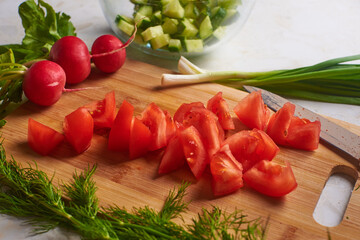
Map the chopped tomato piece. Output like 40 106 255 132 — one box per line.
28 118 64 156
83 91 116 129
266 102 295 145
286 116 321 150
266 102 321 150
210 144 243 196
207 92 235 130
243 160 297 197
179 125 208 179
138 102 167 151
233 91 270 131
108 99 134 151
63 107 94 154
223 129 279 172
173 102 205 123
129 117 152 159
158 135 185 174
182 107 223 159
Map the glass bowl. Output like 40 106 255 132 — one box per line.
99 0 256 59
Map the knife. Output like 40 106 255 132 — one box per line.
242 85 360 170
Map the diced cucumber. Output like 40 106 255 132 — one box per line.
178 18 198 38
199 15 213 39
134 12 152 29
184 2 199 19
184 39 203 52
151 10 162 25
213 26 226 39
117 19 135 36
162 18 179 34
134 34 146 44
162 0 184 19
168 39 182 52
115 15 134 24
137 5 153 17
161 0 172 6
120 0 242 53
210 7 227 29
150 34 170 49
141 25 164 41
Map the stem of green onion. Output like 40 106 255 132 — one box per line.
161 56 360 105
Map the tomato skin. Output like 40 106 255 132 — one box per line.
223 129 279 172
108 99 134 151
266 102 295 145
63 107 94 154
207 92 235 130
83 91 116 129
129 117 152 160
266 102 321 150
233 91 270 131
286 116 321 150
179 125 208 179
28 118 64 156
138 102 168 151
210 144 244 196
243 160 297 197
158 135 185 174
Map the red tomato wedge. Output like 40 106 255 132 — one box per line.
158 135 185 174
28 118 64 156
243 160 297 197
138 102 167 151
207 92 235 130
129 117 152 159
210 144 244 196
267 102 321 150
173 102 205 123
182 107 223 159
266 102 295 145
223 129 279 172
83 91 116 129
63 107 94 154
233 91 270 131
179 125 208 179
108 99 134 151
286 116 321 150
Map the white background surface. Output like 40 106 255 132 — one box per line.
0 0 360 239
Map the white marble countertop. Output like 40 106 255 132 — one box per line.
0 0 360 239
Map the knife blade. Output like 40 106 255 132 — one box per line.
242 85 360 170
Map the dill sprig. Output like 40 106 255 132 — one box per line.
0 139 266 239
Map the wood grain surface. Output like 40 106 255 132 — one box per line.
1 59 360 239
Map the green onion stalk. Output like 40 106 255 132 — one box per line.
161 55 360 105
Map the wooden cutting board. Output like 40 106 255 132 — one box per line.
1 59 360 239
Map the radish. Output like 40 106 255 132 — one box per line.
49 36 91 85
91 35 126 73
23 60 66 106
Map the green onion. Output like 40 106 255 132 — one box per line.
161 55 360 105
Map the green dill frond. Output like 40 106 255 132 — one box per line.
0 138 267 240
160 181 190 222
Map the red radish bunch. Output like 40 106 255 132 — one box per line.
23 31 135 107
